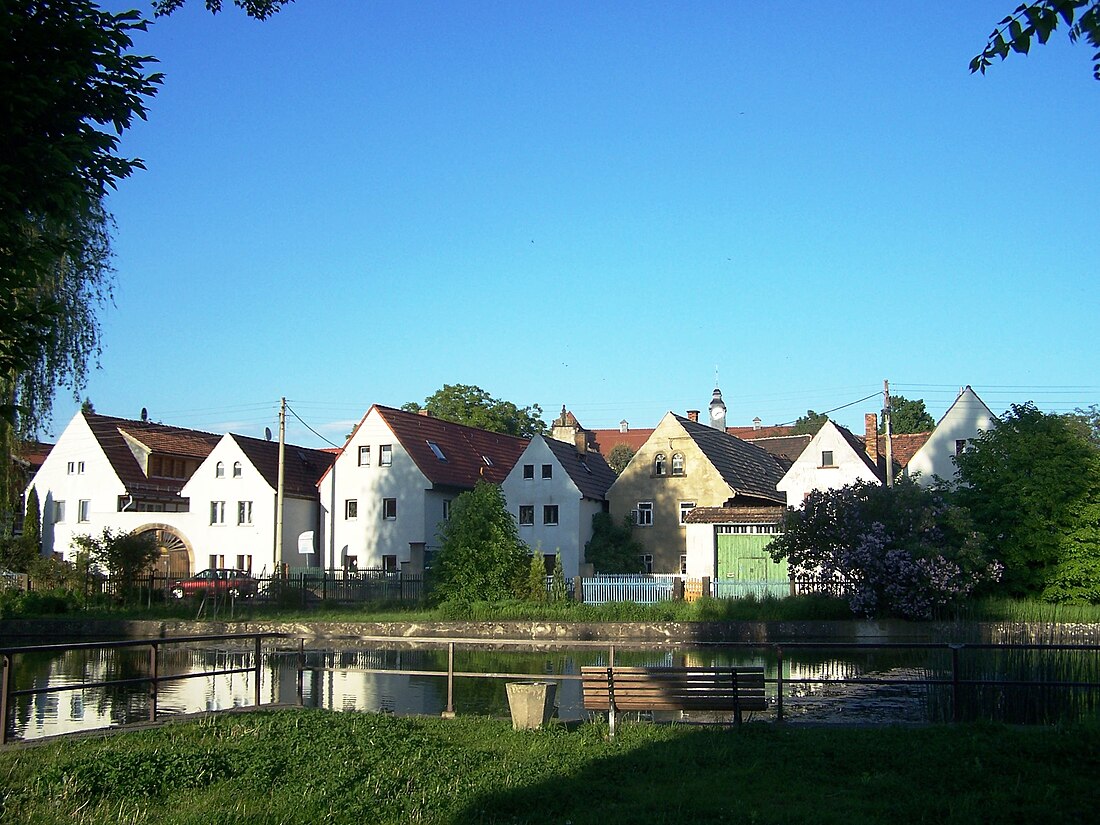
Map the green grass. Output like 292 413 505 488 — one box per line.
1 710 1098 823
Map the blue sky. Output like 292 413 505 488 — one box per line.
52 1 1099 447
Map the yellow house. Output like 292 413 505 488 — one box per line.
607 412 788 573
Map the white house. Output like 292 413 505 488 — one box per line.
775 420 885 506
317 405 528 573
905 386 996 485
180 433 336 575
27 411 333 576
501 434 616 578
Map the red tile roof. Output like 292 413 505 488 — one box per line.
684 505 788 524
231 434 336 499
375 406 529 489
589 428 654 455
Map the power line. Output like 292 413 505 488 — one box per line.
285 402 344 449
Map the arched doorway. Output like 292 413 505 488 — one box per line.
134 524 194 578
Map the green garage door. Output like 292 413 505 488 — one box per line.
716 533 789 598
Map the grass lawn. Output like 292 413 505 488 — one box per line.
1 710 1098 824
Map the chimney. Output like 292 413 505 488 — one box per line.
575 431 588 456
418 409 432 417
865 413 878 464
687 410 700 423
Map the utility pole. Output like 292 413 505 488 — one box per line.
275 397 286 570
883 380 894 488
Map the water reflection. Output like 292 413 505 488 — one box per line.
6 639 1098 741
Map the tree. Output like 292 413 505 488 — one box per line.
152 0 293 19
524 552 547 602
972 1 1100 80
72 527 158 599
606 444 636 476
403 384 546 437
953 403 1100 598
431 480 528 605
769 479 998 619
792 410 829 435
884 396 935 434
584 512 644 574
549 553 568 602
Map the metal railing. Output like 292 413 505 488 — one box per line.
0 632 288 745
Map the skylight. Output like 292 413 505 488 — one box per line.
482 455 494 467
427 441 447 461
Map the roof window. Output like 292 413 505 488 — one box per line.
427 441 447 461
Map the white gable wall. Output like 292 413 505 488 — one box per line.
502 435 593 578
776 421 880 505
318 410 432 570
907 387 996 485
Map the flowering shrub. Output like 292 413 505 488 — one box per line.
770 479 1001 620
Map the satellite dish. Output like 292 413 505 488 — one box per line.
140 407 148 422
265 427 273 441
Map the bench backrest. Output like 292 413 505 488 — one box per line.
581 666 766 712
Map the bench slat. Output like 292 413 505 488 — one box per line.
580 666 768 717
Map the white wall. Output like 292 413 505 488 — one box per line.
501 436 590 578
318 410 431 570
907 388 996 485
685 523 716 578
776 421 880 505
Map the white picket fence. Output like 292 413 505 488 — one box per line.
581 574 679 605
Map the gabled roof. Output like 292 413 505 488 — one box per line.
231 434 336 499
744 434 812 468
373 406 528 488
541 437 617 501
674 414 787 504
589 427 654 455
728 424 798 439
82 412 222 494
833 422 885 480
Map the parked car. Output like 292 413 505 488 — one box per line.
170 568 257 599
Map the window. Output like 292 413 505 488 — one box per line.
236 554 252 572
379 444 392 466
427 441 447 461
345 499 358 520
358 445 371 466
519 505 535 526
232 461 242 478
237 501 253 525
209 555 219 570
215 461 225 478
66 461 85 475
671 453 685 476
382 555 398 573
522 464 534 480
543 505 559 525
634 502 653 526
654 453 667 477
679 501 696 524
640 553 654 573
382 498 397 520
821 450 835 467
210 501 226 525
482 455 494 467
443 499 451 520
955 439 968 456
78 500 90 523
541 464 553 479
680 554 688 575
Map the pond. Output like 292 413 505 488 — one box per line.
6 632 1099 742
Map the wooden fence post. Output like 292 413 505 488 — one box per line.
573 576 584 603
1 653 10 746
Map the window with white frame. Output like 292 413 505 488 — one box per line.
54 501 66 523
680 554 687 574
382 554 398 573
210 501 226 525
679 501 696 524
78 499 90 522
236 554 252 572
671 453 685 476
232 461 242 478
541 464 553 479
237 501 253 525
215 461 225 478
653 453 667 477
635 501 653 526
821 450 835 467
382 498 397 520
955 439 967 456
543 504 558 525
443 499 451 520
379 444 392 466
66 461 85 475
640 553 654 573
359 445 371 466
345 499 358 519
522 464 534 479
519 505 534 526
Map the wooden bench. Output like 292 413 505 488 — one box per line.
581 666 767 736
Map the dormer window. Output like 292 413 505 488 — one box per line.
654 453 667 477
671 453 684 476
427 441 447 461
216 461 225 478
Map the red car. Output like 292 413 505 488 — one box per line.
170 568 257 599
